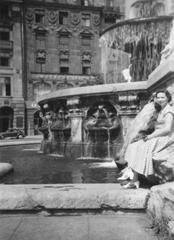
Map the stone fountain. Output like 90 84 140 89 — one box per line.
38 15 174 167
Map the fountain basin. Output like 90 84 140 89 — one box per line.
38 82 148 161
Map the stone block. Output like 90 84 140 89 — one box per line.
0 184 150 210
168 221 174 238
147 182 174 235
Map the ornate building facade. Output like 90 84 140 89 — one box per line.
24 0 123 135
0 0 24 133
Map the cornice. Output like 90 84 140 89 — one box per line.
24 1 103 13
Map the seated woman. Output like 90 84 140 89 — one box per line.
118 90 174 189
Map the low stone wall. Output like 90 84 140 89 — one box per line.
0 184 149 210
147 182 174 239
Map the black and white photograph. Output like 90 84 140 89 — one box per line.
0 0 174 239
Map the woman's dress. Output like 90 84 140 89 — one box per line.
124 104 174 176
118 101 158 162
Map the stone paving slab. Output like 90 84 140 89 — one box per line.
0 213 158 240
0 184 150 210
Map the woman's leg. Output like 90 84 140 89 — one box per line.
132 170 138 182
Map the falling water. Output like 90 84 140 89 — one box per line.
100 16 173 83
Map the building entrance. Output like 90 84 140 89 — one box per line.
0 107 14 132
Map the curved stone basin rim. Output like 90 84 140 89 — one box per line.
100 15 173 36
38 82 147 105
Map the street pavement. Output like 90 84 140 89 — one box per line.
0 212 158 240
0 135 42 147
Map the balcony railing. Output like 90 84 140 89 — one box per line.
0 40 13 50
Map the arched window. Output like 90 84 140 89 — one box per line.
0 77 11 96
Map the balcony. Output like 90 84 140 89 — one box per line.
0 40 13 51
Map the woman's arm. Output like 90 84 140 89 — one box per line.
146 113 173 140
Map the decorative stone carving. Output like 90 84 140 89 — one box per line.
82 51 91 61
56 26 72 36
71 12 80 25
47 10 58 24
59 50 69 60
67 98 79 107
33 78 51 87
92 14 100 26
26 8 34 23
80 28 93 37
36 50 46 63
118 94 139 112
56 82 74 90
32 25 48 34
31 73 98 89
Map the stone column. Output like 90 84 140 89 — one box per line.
69 108 84 143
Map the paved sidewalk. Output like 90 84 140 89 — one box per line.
0 212 158 240
0 135 42 147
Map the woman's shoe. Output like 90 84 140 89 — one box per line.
117 174 129 181
120 167 129 174
120 180 130 186
117 168 134 181
122 181 140 189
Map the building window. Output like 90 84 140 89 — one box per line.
16 116 23 128
82 14 90 27
81 0 89 6
0 31 10 41
104 17 116 24
106 0 114 7
35 60 46 72
60 67 69 74
59 35 69 47
81 35 91 47
0 77 11 96
35 13 44 24
36 33 46 49
0 4 9 18
82 66 91 75
0 57 9 66
59 11 68 25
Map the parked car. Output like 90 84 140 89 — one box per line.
0 128 25 139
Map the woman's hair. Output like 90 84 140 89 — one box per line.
155 90 172 102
